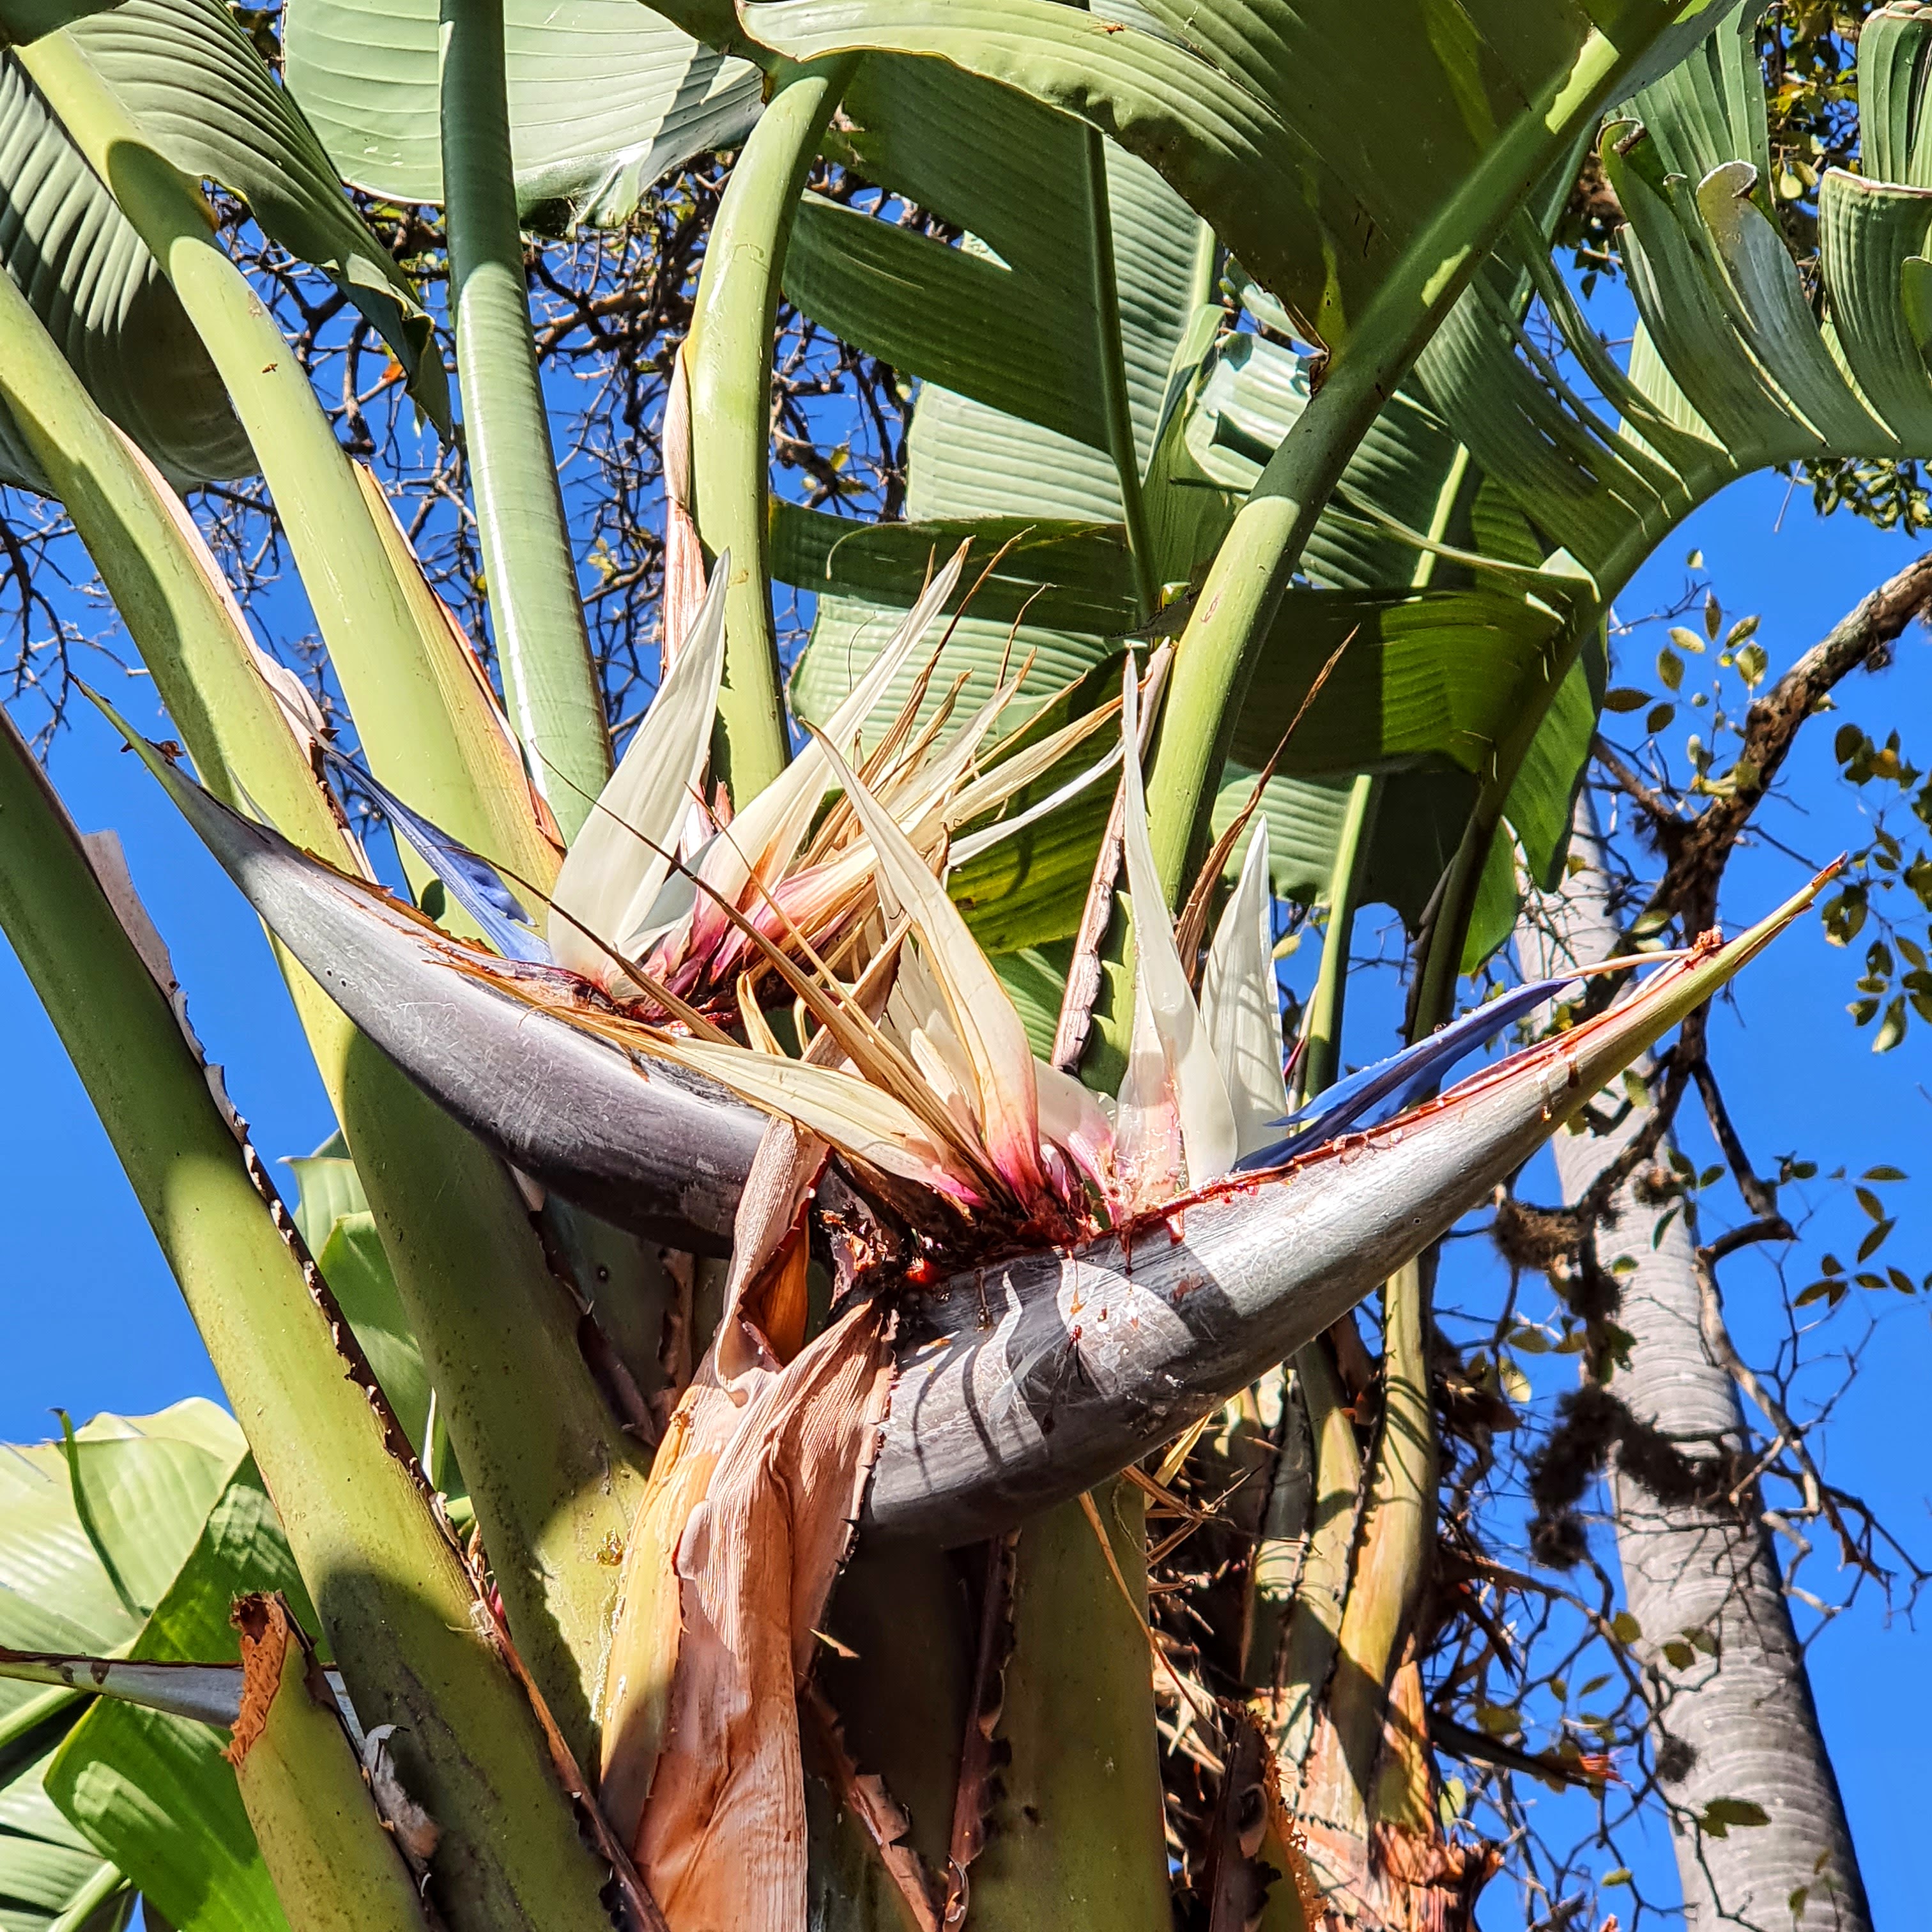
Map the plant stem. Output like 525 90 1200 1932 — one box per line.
1317 1257 1438 1822
439 0 610 839
20 34 540 873
0 253 641 1766
339 1043 650 1760
1253 1338 1361 1769
1085 126 1158 623
688 56 854 805
228 1599 436 1932
1298 773 1379 1102
1140 358 1392 902
963 1487 1172 1931
0 707 612 1932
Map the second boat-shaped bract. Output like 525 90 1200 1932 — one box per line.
864 877 1828 1542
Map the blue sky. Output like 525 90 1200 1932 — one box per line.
1 465 1924 1922
1292 466 1932 1923
1604 473 1932 1929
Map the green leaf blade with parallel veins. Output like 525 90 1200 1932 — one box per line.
34 0 450 430
284 0 760 228
0 1406 247 1932
47 1462 310 1932
0 54 249 489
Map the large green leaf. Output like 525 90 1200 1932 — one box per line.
1208 765 1354 905
0 0 107 36
283 0 760 229
746 0 1731 355
0 1405 240 1662
0 54 249 490
745 0 1735 944
0 1753 128 1932
790 53 1146 454
0 1406 243 1932
1425 2 1932 594
788 134 1197 742
770 500 1135 634
1225 581 1586 783
991 942 1074 1061
1381 0 1932 972
46 1464 314 1932
40 0 448 428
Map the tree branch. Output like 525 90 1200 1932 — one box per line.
1641 550 1932 931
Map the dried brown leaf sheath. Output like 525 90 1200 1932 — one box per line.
624 1301 893 1932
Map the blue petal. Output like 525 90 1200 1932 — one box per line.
1235 974 1583 1171
321 746 553 966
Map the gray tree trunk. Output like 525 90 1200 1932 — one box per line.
1515 799 1871 1932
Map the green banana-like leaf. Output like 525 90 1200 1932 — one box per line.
47 1462 317 1932
990 943 1074 1060
0 0 111 37
1404 1 1932 808
282 0 760 230
1281 0 1932 981
789 49 1170 457
0 1405 247 1932
788 137 1196 733
770 500 1136 634
744 0 1732 353
1859 2 1932 188
1207 766 1354 905
0 54 249 489
757 0 1729 930
1225 581 1587 781
0 1749 128 1932
35 0 448 429
1427 1 1932 579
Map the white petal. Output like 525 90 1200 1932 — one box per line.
1115 659 1238 1188
1200 817 1289 1159
549 563 729 978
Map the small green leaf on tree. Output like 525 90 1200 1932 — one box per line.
1856 1219 1895 1261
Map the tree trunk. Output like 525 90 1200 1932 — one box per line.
1516 799 1872 1932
